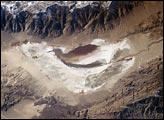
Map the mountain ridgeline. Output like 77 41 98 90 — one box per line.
1 1 140 38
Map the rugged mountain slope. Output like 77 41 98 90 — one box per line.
87 56 163 119
1 1 163 119
1 1 141 38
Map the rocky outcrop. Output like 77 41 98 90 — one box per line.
75 108 89 119
32 101 79 119
111 90 163 119
1 1 140 38
1 1 163 119
1 66 34 111
87 56 163 119
34 96 57 106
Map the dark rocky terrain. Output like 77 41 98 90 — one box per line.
87 56 163 119
1 1 142 38
29 56 164 119
1 1 163 119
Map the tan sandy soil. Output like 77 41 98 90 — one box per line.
1 1 163 119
